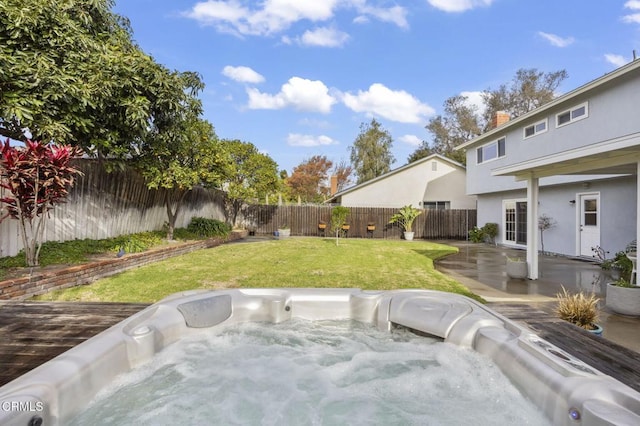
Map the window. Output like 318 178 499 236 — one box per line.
476 137 506 164
424 201 450 210
504 200 527 245
556 102 588 128
523 119 547 139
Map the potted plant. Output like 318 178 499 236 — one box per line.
318 220 327 230
506 257 528 279
388 205 422 241
276 225 290 238
556 286 603 335
605 241 639 316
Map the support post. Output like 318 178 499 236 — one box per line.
527 176 539 280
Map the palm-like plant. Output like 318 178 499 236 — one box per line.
388 205 422 233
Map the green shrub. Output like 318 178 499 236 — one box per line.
187 217 232 238
482 223 498 244
468 226 485 243
112 232 164 254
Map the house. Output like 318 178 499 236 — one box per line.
457 59 640 279
326 153 476 209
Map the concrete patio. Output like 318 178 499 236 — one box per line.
435 241 640 353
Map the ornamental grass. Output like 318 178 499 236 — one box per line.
555 286 600 330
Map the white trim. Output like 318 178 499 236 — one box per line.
476 137 506 164
502 198 527 245
523 119 548 140
555 101 589 128
491 132 640 178
576 191 601 257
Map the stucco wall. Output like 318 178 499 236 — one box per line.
477 176 636 257
466 70 640 195
340 158 476 208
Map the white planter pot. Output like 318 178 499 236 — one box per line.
606 283 640 316
403 231 415 241
276 228 290 238
506 259 528 279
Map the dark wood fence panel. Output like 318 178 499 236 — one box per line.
242 205 476 240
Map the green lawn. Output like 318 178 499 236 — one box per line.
35 237 481 303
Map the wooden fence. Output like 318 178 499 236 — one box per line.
241 205 476 240
1 159 476 258
0 160 227 258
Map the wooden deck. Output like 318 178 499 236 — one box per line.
1 301 639 394
0 301 149 387
490 302 640 393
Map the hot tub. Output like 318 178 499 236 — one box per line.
1 289 639 425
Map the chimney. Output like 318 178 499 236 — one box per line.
330 175 338 195
490 111 510 129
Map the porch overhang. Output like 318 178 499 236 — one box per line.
489 132 640 280
492 133 640 180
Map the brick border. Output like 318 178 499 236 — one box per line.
0 230 247 300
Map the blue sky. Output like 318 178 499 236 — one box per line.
113 0 640 174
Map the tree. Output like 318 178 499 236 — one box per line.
409 68 568 163
286 155 333 203
481 68 568 130
220 139 280 226
406 142 432 164
140 117 223 240
330 206 350 246
0 0 197 161
419 94 481 164
349 119 395 184
538 214 556 254
0 139 83 266
136 67 225 240
331 159 353 193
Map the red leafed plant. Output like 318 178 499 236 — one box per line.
0 139 83 266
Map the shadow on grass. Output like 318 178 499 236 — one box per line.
412 249 459 262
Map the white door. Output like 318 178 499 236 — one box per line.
579 193 600 256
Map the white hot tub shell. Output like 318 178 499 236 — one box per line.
1 288 639 425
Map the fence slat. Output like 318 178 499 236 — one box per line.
242 205 476 240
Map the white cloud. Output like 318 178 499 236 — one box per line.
622 13 640 24
183 0 408 38
537 31 575 48
341 83 435 123
184 0 338 35
352 15 369 24
287 133 338 147
604 54 628 67
399 134 423 147
625 0 640 9
246 77 337 113
460 90 485 116
299 27 350 47
623 1 640 23
356 5 408 28
222 65 265 83
427 0 494 13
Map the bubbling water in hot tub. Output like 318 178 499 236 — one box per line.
70 320 550 425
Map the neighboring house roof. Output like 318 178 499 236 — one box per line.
456 59 640 151
325 153 465 203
